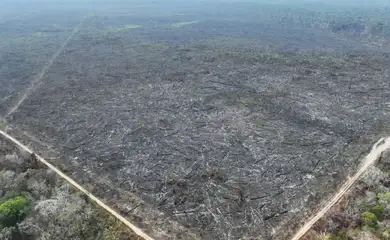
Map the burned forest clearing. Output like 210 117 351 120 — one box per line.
1 2 390 239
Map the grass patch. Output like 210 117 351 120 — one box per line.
138 40 169 50
31 32 43 37
254 121 265 127
84 24 142 38
171 21 199 28
113 24 142 31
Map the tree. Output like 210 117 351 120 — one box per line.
0 196 29 228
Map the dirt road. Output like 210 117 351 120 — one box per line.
290 137 390 240
0 129 155 240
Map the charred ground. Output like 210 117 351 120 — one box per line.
1 2 390 239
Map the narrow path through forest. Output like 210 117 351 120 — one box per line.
6 16 87 116
291 136 390 240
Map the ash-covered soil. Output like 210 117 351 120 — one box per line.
1 4 390 239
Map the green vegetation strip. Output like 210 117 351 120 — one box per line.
111 24 142 32
171 21 199 28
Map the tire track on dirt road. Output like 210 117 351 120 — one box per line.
291 136 390 240
0 129 155 240
6 16 87 116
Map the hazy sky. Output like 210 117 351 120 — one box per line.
1 0 389 5
1 0 389 12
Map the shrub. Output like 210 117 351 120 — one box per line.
383 230 390 240
0 196 29 228
371 204 385 221
378 192 390 208
360 211 378 229
316 232 332 240
333 228 348 240
378 192 390 201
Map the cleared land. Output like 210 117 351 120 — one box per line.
1 3 390 239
